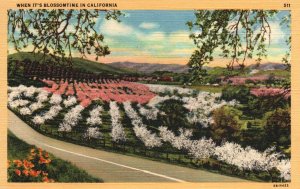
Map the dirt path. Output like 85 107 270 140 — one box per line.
8 110 247 183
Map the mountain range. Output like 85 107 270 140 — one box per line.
8 52 288 75
109 62 189 74
247 63 287 71
109 61 287 74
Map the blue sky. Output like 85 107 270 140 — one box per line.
94 10 290 65
96 10 197 64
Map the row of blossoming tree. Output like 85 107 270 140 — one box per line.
8 80 290 181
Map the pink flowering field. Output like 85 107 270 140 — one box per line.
42 79 156 107
250 87 290 99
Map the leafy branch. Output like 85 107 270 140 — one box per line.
8 9 123 66
187 10 286 81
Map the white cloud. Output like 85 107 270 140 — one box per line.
136 31 166 42
139 22 160 30
100 23 194 59
136 30 192 45
101 20 133 36
252 21 286 45
268 22 286 44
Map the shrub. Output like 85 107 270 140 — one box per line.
158 99 189 133
263 108 291 149
246 95 289 119
210 106 242 143
221 85 250 104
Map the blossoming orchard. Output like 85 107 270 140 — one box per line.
8 78 291 181
6 8 292 183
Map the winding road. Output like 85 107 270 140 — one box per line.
8 110 247 183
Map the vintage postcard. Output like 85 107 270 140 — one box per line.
0 0 299 189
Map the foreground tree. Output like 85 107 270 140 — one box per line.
263 108 291 149
187 10 290 81
8 9 122 65
158 99 189 133
211 106 242 143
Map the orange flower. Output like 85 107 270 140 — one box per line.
22 169 29 176
29 170 41 177
30 148 35 153
42 177 50 183
44 152 49 158
47 158 51 163
39 156 51 164
23 160 34 169
42 177 54 183
39 156 47 164
38 148 43 156
13 160 22 167
15 169 21 176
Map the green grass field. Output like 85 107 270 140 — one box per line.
8 130 102 183
253 70 290 77
8 52 133 75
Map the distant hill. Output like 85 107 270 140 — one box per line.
8 53 287 76
8 52 133 75
71 58 134 74
247 62 287 71
109 61 287 74
109 62 189 74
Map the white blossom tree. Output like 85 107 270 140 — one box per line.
63 96 77 107
49 94 62 105
86 106 103 126
58 105 84 132
83 127 103 140
123 101 161 148
109 101 126 142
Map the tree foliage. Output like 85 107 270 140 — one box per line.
281 13 291 71
263 108 291 148
158 99 189 133
8 9 122 65
187 10 290 80
210 106 242 143
221 85 250 104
